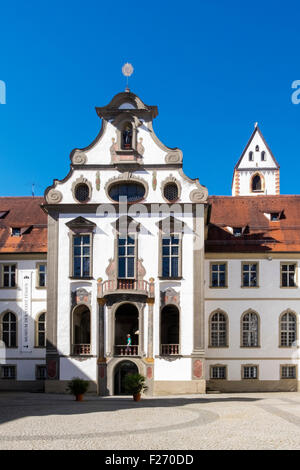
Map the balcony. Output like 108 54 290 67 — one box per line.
161 344 180 355
114 345 139 356
73 344 91 355
98 278 155 300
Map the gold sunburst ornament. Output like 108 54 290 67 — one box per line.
122 63 134 91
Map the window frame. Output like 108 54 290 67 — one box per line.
1 311 17 348
241 262 259 288
280 262 298 288
209 262 228 288
117 234 137 280
241 364 259 380
160 233 182 279
279 310 297 348
210 364 227 380
1 263 17 289
71 233 93 279
36 263 47 289
209 310 229 348
280 364 297 379
35 364 47 380
35 312 46 348
1 365 16 379
240 310 260 348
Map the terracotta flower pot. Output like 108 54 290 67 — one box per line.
133 393 141 402
75 394 84 401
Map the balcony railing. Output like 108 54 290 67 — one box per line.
161 344 180 355
114 345 139 356
98 278 155 299
73 344 91 355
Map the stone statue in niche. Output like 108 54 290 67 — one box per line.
122 124 133 149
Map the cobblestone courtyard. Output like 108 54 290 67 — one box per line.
0 392 300 450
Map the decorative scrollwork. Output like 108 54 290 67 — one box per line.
46 189 63 204
72 151 87 165
165 150 183 164
189 188 208 203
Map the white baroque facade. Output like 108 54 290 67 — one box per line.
0 90 299 394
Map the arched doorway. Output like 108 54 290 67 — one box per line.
114 360 138 395
160 305 180 355
115 303 139 356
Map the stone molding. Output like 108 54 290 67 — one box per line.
71 175 93 203
46 189 63 204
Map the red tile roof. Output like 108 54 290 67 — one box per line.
0 197 47 253
207 195 300 253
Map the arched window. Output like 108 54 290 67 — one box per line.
255 145 260 152
248 151 254 161
72 305 91 355
252 174 262 192
241 311 259 347
36 312 46 347
261 151 266 161
280 311 297 347
122 122 133 149
2 312 17 347
161 305 180 355
210 311 228 347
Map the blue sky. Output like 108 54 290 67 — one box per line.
0 0 300 197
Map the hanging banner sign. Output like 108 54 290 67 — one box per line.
22 273 32 352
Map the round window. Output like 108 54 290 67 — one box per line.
109 182 145 202
164 183 178 202
75 183 90 202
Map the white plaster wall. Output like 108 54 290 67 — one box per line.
238 169 277 196
60 357 97 381
154 358 192 381
205 257 300 380
0 259 47 369
238 131 277 170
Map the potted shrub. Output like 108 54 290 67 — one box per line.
66 377 89 401
124 373 148 401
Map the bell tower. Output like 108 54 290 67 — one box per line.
232 124 280 196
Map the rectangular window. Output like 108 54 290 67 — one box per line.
162 235 180 278
37 264 47 287
210 263 227 288
1 366 16 379
36 365 47 380
118 235 136 279
242 366 258 379
281 366 296 379
281 263 297 287
211 366 226 379
3 265 16 287
73 235 91 278
242 263 258 287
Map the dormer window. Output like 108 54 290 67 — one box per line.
233 227 243 237
270 212 280 221
11 228 21 237
249 151 254 161
122 122 133 149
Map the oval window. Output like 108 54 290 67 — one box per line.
164 183 178 202
75 183 90 202
109 182 145 202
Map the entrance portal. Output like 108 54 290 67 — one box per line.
114 360 138 395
